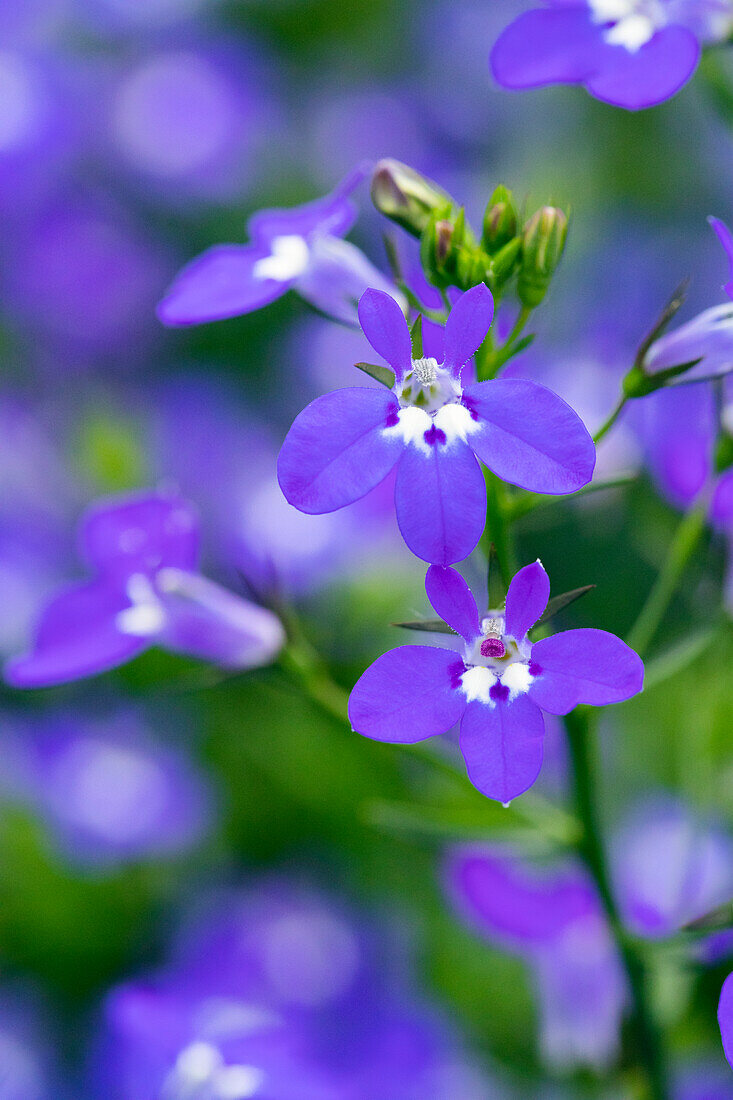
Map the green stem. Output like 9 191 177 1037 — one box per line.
626 496 708 657
565 709 670 1100
594 394 629 445
481 471 518 583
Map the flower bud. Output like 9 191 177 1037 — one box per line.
517 206 568 308
433 220 454 268
490 237 522 288
482 186 518 254
371 159 453 237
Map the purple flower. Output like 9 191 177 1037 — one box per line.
490 1 732 110
349 560 643 802
446 845 627 1068
710 217 733 301
157 169 401 327
278 286 595 565
720 973 733 1071
5 490 285 688
0 712 212 867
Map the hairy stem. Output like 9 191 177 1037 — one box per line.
481 471 519 584
565 708 670 1100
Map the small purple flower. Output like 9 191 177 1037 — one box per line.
156 168 401 327
278 286 595 565
5 490 285 688
710 216 733 301
490 1 731 110
349 560 643 802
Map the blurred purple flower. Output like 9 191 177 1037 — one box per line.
0 985 58 1100
675 1061 733 1100
278 286 595 565
349 561 643 803
157 169 400 326
720 974 733 1071
5 489 285 688
449 796 733 1070
710 217 733 301
0 711 212 867
490 1 732 110
93 880 493 1099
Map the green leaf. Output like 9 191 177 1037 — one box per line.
382 233 402 282
643 625 720 691
410 314 423 358
681 898 733 935
392 619 456 634
635 280 690 368
354 361 395 389
536 585 595 626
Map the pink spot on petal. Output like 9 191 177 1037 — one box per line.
481 637 505 659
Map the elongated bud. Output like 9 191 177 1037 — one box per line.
434 220 454 268
482 186 518 253
518 206 568 308
490 237 522 287
371 159 453 237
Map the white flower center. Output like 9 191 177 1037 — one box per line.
383 358 480 453
459 612 535 704
115 573 167 636
252 234 310 283
588 0 666 50
163 1041 264 1100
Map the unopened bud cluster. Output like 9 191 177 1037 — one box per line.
371 159 568 307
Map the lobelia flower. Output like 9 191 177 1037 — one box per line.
4 490 285 689
643 218 733 382
348 560 643 802
278 285 596 565
719 974 733 1072
156 168 401 327
448 797 733 1070
490 1 733 110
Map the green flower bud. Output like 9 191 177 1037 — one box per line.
433 220 454 268
482 186 518 254
371 159 454 237
517 206 568 308
490 237 522 287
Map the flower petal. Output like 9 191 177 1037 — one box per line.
586 26 699 110
249 166 365 242
394 440 485 565
446 844 599 946
464 378 595 494
443 284 495 378
5 580 147 688
504 561 550 640
719 972 733 1069
710 216 733 301
425 565 481 642
459 694 545 803
81 492 199 581
357 288 412 379
298 238 404 327
277 388 402 514
491 8 606 89
157 244 288 327
157 570 284 669
529 629 644 715
349 645 466 743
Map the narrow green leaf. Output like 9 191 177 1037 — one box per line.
536 584 595 625
643 625 719 691
382 233 402 282
354 361 395 389
635 280 690 368
410 314 423 358
681 899 733 935
392 619 456 634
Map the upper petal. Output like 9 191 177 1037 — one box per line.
277 388 402 514
81 491 199 581
5 579 147 688
157 569 285 669
710 216 733 301
425 565 481 642
394 439 486 565
357 288 413 378
249 166 365 242
156 244 288 326
443 284 495 378
585 25 700 110
459 693 545 803
349 645 467 743
490 7 606 89
464 378 596 495
504 561 550 641
297 237 403 327
529 629 644 715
